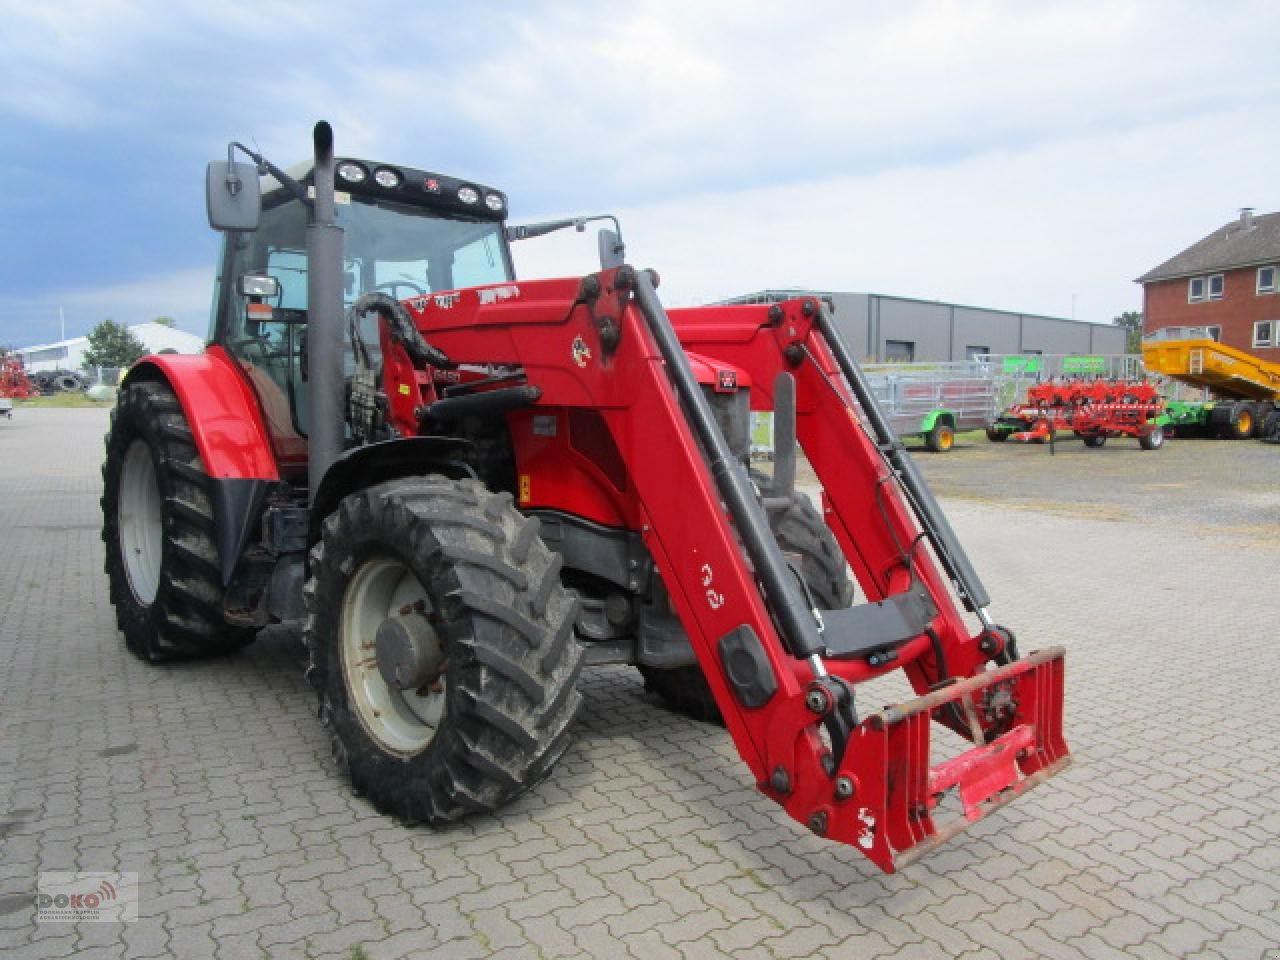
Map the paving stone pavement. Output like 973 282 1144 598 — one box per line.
0 408 1277 959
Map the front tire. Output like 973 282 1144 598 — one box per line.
1139 424 1165 450
1081 434 1106 448
641 487 854 722
101 380 252 661
304 476 582 823
925 422 955 453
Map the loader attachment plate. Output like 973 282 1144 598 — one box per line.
834 647 1069 872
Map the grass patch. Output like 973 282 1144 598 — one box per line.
16 392 114 408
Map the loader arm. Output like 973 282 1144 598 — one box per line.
408 268 1070 873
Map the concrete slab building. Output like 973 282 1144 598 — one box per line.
718 289 1127 362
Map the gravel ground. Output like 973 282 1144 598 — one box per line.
908 432 1280 536
1 407 1277 960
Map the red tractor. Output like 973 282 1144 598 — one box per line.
100 124 1069 873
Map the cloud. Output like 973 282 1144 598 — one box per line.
0 267 212 346
513 107 1280 322
11 1 1276 201
414 0 1280 204
1 0 1278 340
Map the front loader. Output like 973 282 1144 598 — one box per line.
101 122 1069 873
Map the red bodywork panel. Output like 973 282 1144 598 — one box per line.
382 275 1071 872
126 347 280 481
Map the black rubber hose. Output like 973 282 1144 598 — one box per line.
349 292 456 370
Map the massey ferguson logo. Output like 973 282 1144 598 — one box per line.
717 370 737 392
572 335 592 368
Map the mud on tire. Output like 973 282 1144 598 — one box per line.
101 379 254 661
304 476 583 823
641 487 854 723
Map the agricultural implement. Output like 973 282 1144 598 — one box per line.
0 351 35 402
99 122 1070 873
987 378 1167 449
1142 329 1280 440
862 362 997 452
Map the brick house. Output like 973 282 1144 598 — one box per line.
1136 209 1280 361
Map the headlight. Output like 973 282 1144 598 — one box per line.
336 161 367 184
457 186 479 204
373 167 401 189
484 192 505 212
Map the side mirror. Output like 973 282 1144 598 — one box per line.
598 228 625 269
206 161 261 231
238 273 280 298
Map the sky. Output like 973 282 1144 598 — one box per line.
1 0 1278 348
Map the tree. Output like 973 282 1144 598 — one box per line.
82 319 147 370
1113 310 1143 353
151 316 175 327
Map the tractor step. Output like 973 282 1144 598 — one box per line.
819 589 937 661
833 647 1069 872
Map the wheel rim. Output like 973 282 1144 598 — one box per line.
340 557 445 755
118 439 163 605
938 428 953 451
1238 411 1253 435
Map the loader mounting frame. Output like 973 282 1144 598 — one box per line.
398 268 1071 873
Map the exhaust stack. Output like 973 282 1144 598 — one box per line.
306 121 345 502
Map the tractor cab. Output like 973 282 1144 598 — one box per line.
209 158 513 464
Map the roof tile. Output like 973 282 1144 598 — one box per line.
1137 211 1280 282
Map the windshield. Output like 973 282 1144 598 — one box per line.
216 195 512 454
341 197 511 300
233 194 511 313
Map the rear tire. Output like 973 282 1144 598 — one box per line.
1247 403 1266 438
1219 402 1254 440
304 476 582 823
1261 410 1280 442
641 487 854 723
101 380 253 661
985 427 1008 442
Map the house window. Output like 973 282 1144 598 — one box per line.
884 340 915 362
1258 266 1276 294
1206 326 1221 341
1188 274 1224 303
23 346 68 364
965 345 990 361
1254 321 1275 348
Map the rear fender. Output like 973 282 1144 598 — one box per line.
919 410 954 434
